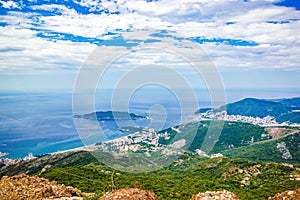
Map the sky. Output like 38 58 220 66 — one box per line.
0 0 300 91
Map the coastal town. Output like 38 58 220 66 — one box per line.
193 110 292 127
95 124 223 159
0 152 36 167
2 110 299 167
94 109 300 158
96 127 166 155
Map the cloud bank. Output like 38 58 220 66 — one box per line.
0 0 299 76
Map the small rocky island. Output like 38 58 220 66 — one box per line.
74 111 147 121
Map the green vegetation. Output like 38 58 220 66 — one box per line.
0 151 99 177
193 121 270 153
1 117 300 199
158 122 200 150
222 132 300 163
37 155 300 200
159 121 270 153
277 112 300 124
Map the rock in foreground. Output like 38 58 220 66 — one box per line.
192 190 240 200
99 188 159 200
268 188 300 200
0 174 93 200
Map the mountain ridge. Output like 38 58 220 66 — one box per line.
195 96 300 124
219 97 298 118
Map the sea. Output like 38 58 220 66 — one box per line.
0 88 299 159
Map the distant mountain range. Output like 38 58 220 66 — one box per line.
197 97 300 124
276 97 300 108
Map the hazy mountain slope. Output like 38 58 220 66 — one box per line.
219 98 295 118
191 97 300 124
277 112 300 124
276 97 300 108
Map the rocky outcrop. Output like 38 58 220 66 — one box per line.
99 188 159 200
222 164 262 186
192 190 240 200
0 174 94 200
268 188 300 200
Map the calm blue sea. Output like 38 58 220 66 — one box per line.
0 88 299 159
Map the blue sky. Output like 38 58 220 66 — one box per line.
0 0 300 91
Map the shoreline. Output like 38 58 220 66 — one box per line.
50 144 98 155
0 152 8 158
1 117 300 161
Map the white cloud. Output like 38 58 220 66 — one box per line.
199 42 300 70
0 26 96 73
0 0 19 9
0 0 300 75
30 4 77 15
73 0 129 13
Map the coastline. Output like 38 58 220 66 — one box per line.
50 144 97 155
0 152 8 158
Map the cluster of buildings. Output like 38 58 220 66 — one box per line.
96 124 224 159
195 149 223 158
97 127 164 155
194 110 281 126
0 157 19 167
0 153 36 168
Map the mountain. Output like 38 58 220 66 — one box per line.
2 152 299 200
1 98 300 199
1 121 300 199
194 97 300 124
1 171 299 200
276 97 300 108
219 98 296 118
222 132 300 163
74 111 147 120
277 112 300 124
0 151 98 177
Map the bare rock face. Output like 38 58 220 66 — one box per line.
192 190 240 200
268 188 300 200
99 188 159 200
0 173 94 200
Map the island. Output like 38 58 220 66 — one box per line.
74 111 148 121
